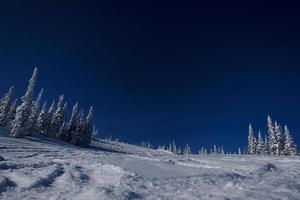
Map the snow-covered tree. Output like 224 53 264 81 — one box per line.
7 99 17 121
81 106 93 147
167 143 172 152
28 88 44 134
267 115 277 155
247 124 256 155
274 121 283 155
177 147 182 154
171 141 177 154
256 131 264 155
71 109 85 146
221 146 224 155
44 101 55 136
11 68 38 137
183 143 191 155
65 102 78 141
264 134 269 155
91 125 99 141
238 147 242 155
37 102 47 134
50 95 65 137
213 144 217 154
283 125 297 156
58 121 67 139
199 147 204 155
0 86 15 126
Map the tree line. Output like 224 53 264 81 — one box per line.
0 68 98 147
247 115 297 156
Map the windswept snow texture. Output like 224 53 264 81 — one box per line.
0 130 300 200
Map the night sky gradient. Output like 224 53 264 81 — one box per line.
0 1 300 152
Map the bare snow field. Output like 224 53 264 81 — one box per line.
1 129 300 200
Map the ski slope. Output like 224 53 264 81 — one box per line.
0 129 300 200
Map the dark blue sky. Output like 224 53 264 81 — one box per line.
0 1 300 152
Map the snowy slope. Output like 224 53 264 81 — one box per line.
1 129 300 200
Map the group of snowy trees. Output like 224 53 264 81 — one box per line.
157 142 229 156
0 68 98 147
247 116 297 156
157 141 192 155
198 145 225 155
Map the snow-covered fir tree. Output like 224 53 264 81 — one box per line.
238 147 242 155
65 102 78 141
71 109 85 146
256 131 264 155
213 144 217 154
274 121 283 155
247 124 256 155
283 125 297 156
91 125 99 141
37 102 47 134
0 86 14 126
264 134 269 155
200 147 204 155
171 141 177 154
11 68 38 137
80 106 93 147
44 101 55 135
50 95 65 137
177 147 182 154
28 88 44 134
221 146 224 155
58 121 67 139
7 99 17 121
183 143 191 155
267 115 277 155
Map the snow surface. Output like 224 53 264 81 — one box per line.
1 128 300 200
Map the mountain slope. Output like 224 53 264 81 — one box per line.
0 129 300 200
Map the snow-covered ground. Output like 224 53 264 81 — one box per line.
1 129 300 200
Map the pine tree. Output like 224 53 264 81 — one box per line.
267 115 277 155
65 102 78 141
256 131 264 155
44 101 55 136
58 121 67 139
283 125 297 156
221 146 224 155
91 125 99 141
71 109 85 146
11 68 38 138
213 144 217 154
167 143 172 152
28 88 44 134
247 124 256 155
7 99 17 121
264 134 269 155
183 143 191 155
180 147 184 154
0 86 15 126
37 102 47 134
81 106 93 147
50 95 65 137
238 147 242 155
274 121 283 155
200 147 204 155
171 141 177 154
